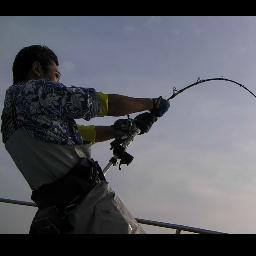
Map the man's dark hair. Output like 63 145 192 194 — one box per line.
12 45 59 84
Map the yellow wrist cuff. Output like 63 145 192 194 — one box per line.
96 92 109 116
77 125 96 144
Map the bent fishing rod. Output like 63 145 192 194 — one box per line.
103 77 256 175
167 77 256 101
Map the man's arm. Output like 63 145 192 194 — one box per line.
94 126 117 142
36 81 161 120
107 94 153 116
77 94 170 143
91 94 155 142
77 125 118 143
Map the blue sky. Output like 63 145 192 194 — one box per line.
1 16 256 233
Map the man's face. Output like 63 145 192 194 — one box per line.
43 61 61 82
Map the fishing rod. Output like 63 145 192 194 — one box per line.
103 77 256 175
167 77 256 101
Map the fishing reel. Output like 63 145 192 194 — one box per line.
109 140 134 170
103 116 141 174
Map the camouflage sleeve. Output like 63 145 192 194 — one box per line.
25 80 102 121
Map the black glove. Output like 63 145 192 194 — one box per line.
151 96 170 117
134 112 158 134
112 118 134 140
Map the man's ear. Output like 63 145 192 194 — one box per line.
31 61 43 78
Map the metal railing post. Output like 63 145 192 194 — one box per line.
176 229 181 234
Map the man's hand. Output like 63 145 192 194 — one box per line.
112 112 157 138
134 112 158 134
112 118 135 140
151 96 170 117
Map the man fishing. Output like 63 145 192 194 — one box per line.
1 45 170 234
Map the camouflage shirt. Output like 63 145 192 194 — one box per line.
1 79 102 145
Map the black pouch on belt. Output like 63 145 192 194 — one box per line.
31 158 105 210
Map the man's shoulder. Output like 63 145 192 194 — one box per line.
13 80 65 88
9 80 43 91
13 80 67 94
